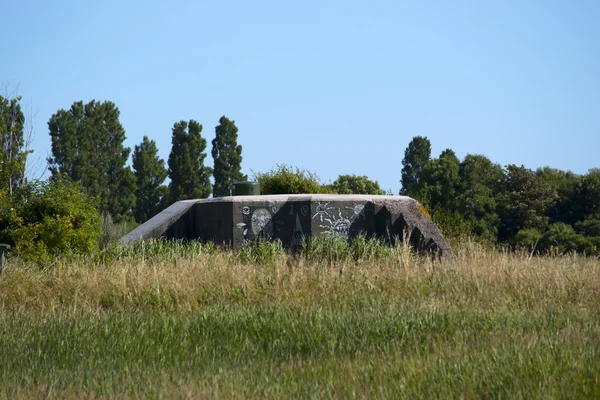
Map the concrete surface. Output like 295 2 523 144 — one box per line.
121 194 452 259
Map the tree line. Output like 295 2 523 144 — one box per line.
47 100 246 224
1 93 598 258
400 136 600 254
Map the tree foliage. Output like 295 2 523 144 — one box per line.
212 116 246 197
330 174 386 195
132 136 168 223
398 135 600 254
256 164 331 195
0 178 101 262
0 94 27 194
456 154 504 242
47 100 135 222
498 165 557 241
168 120 212 201
416 149 461 210
400 136 431 196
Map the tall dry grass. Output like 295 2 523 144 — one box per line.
0 238 598 315
0 238 598 398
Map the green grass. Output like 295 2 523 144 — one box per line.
0 239 599 398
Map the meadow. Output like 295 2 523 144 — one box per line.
0 237 599 399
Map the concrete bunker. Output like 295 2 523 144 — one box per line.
121 194 452 259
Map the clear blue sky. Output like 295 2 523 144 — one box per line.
3 0 599 193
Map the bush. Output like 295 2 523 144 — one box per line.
514 228 542 251
537 223 591 255
99 213 138 249
329 175 386 195
0 178 101 262
254 164 332 195
430 207 476 244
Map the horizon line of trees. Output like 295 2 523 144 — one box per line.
2 93 599 258
400 136 600 254
47 100 247 224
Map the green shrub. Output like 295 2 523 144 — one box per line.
254 164 332 195
514 228 542 251
430 207 476 244
537 223 590 255
329 174 386 195
0 178 101 262
99 213 138 249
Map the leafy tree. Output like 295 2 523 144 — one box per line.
498 165 557 241
456 154 504 242
536 167 579 225
256 164 331 195
430 208 476 243
330 174 385 195
575 215 600 238
132 136 168 223
417 149 461 210
537 223 591 254
0 94 27 194
571 169 600 223
514 228 543 251
168 120 212 201
0 177 101 262
212 116 246 197
47 100 135 222
400 136 431 196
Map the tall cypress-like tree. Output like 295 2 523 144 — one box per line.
0 94 26 193
400 136 431 196
47 100 135 221
132 136 168 223
168 120 212 201
212 116 246 197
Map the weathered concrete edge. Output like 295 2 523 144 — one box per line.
121 200 197 244
192 194 414 203
121 195 415 244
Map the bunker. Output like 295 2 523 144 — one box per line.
122 194 452 259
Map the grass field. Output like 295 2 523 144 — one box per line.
0 238 599 398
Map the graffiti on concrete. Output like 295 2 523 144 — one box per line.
313 201 334 223
300 204 310 216
269 200 285 214
239 201 369 242
346 203 366 219
250 208 273 240
320 208 352 237
319 203 368 237
291 213 304 248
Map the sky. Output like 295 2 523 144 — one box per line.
3 0 599 194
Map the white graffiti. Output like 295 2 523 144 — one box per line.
346 203 366 219
242 206 250 215
251 208 273 240
313 201 334 223
236 222 248 236
320 208 352 237
269 200 285 214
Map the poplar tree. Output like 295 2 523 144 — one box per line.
212 116 245 197
132 136 168 223
400 136 431 196
0 94 26 194
168 120 212 201
47 100 135 221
